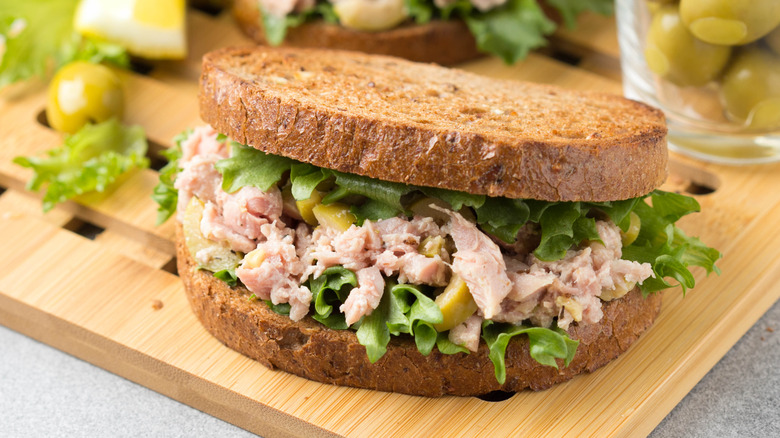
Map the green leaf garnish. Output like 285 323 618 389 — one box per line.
151 129 189 225
482 320 579 383
0 0 129 89
14 118 148 212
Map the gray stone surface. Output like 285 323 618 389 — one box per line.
1 299 778 437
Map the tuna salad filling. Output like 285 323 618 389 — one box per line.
154 126 721 383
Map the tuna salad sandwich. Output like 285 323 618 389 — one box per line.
153 46 720 397
233 0 614 65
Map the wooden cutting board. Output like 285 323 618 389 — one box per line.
0 9 776 438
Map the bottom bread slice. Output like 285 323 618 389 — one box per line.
177 224 663 397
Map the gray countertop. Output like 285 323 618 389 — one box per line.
2 299 779 438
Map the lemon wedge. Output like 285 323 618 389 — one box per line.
74 0 186 59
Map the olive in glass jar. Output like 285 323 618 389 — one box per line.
680 0 780 45
720 47 780 129
46 61 124 134
645 5 731 87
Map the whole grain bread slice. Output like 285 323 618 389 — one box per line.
200 46 668 202
177 223 663 397
232 0 482 66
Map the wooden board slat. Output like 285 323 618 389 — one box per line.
0 8 776 438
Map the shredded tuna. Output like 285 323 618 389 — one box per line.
449 315 483 352
341 266 385 326
236 224 311 321
179 125 656 330
443 208 512 319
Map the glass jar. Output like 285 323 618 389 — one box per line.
616 0 780 164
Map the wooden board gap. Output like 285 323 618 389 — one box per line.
36 109 51 129
161 257 179 276
476 390 516 402
63 218 105 240
129 58 156 76
147 139 170 171
190 0 226 16
546 49 582 67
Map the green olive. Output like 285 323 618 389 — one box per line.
46 61 124 134
720 47 780 129
645 5 731 86
680 0 780 45
767 26 780 56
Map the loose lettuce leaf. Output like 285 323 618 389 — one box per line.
14 118 148 212
0 0 129 88
0 0 78 88
152 129 189 225
420 186 485 211
482 320 579 384
216 143 295 193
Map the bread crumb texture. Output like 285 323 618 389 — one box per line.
201 47 668 202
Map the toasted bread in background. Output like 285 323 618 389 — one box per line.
232 0 483 65
200 46 668 202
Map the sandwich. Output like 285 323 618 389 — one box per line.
153 46 720 397
232 0 614 65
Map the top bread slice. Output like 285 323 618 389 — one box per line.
232 0 483 66
200 46 668 202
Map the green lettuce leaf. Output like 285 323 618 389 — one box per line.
264 300 292 316
386 283 443 355
152 129 189 225
619 191 721 295
544 0 614 28
213 267 238 287
216 143 295 193
308 266 356 329
482 320 579 384
261 3 336 46
435 332 470 355
0 0 129 89
464 0 556 64
355 284 393 363
14 118 148 212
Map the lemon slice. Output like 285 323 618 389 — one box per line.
74 0 186 59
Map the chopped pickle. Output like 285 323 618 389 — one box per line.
434 274 479 332
408 196 476 223
296 190 324 226
419 236 445 258
600 280 637 302
312 202 356 232
621 212 641 246
281 185 303 221
183 196 242 273
555 296 583 322
409 197 451 223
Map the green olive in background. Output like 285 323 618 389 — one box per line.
767 26 780 56
645 6 731 86
680 0 780 45
46 61 124 134
720 47 780 129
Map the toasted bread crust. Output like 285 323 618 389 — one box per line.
200 46 668 202
177 224 663 397
232 0 482 66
